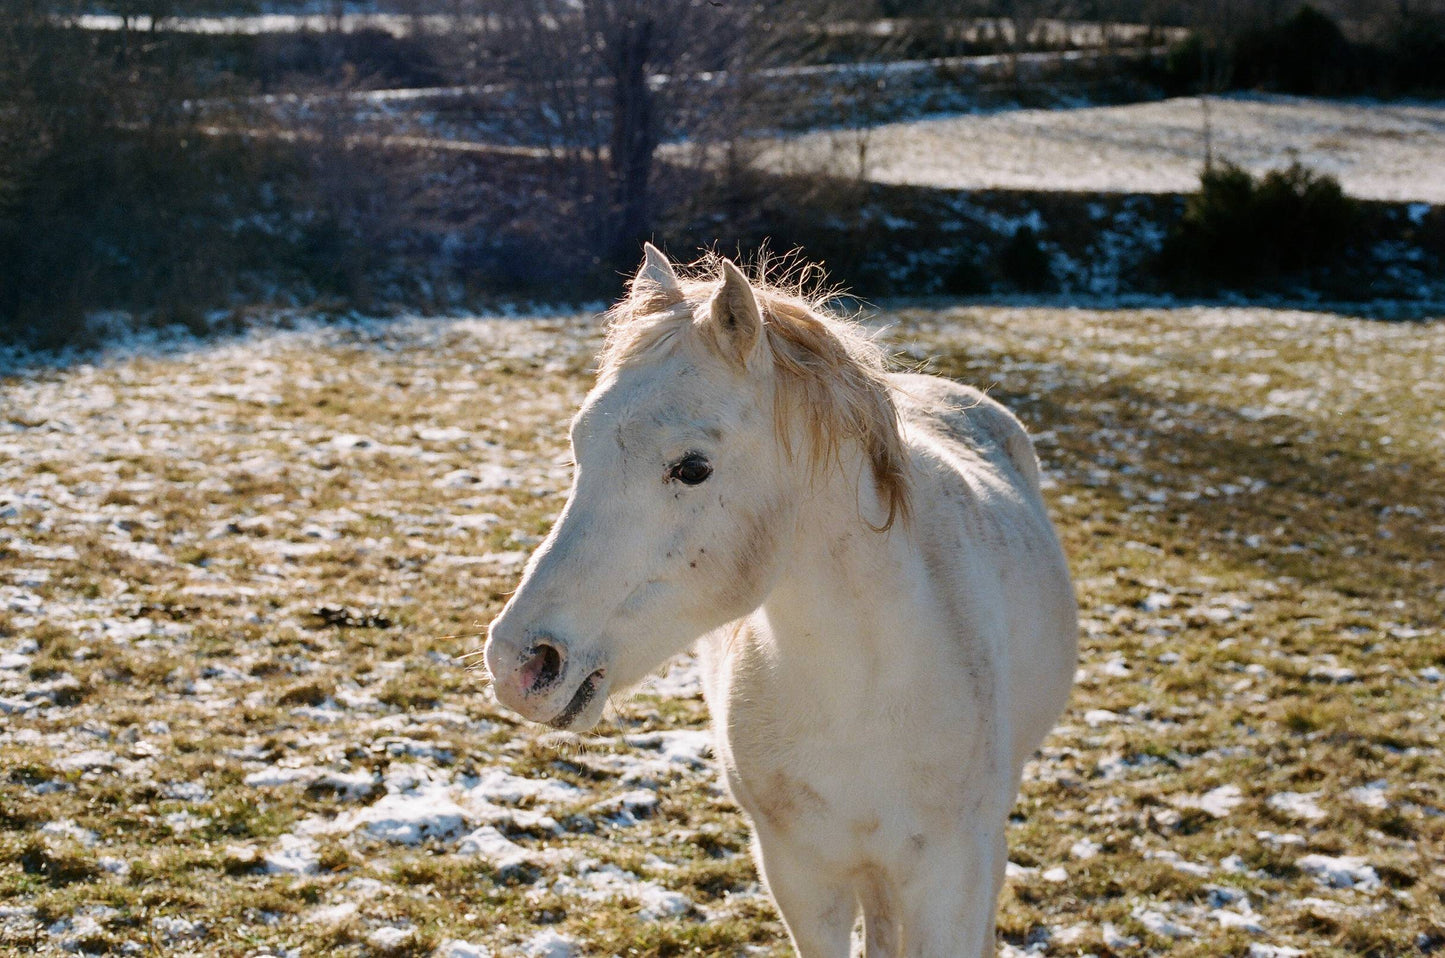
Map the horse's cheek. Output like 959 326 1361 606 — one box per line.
716 500 786 616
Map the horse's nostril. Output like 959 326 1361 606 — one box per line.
519 641 564 695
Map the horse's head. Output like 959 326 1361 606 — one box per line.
483 245 906 730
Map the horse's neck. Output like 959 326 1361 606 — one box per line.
751 467 914 689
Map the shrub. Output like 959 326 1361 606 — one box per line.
996 226 1056 293
1384 12 1445 93
1159 162 1362 289
1231 5 1359 96
1160 5 1445 98
1158 33 1209 97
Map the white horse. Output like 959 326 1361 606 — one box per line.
484 245 1077 957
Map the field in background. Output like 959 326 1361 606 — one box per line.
1 306 1442 956
761 94 1445 203
9 0 1445 343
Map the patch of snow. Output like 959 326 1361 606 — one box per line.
1296 854 1380 890
1211 907 1266 934
622 730 713 768
456 826 532 872
48 913 112 951
545 862 693 920
464 769 583 806
1098 655 1131 677
0 652 32 670
306 902 358 925
1144 848 1211 877
42 820 98 846
1255 830 1307 848
519 929 580 958
1345 781 1390 810
316 769 380 798
243 767 315 788
151 915 205 942
1307 664 1358 683
160 781 211 802
1267 791 1326 823
54 749 118 773
1132 906 1196 939
244 764 376 798
1101 922 1139 949
97 856 130 879
1296 896 1349 918
998 943 1047 957
367 925 413 951
1249 945 1307 957
263 834 320 875
416 425 472 442
329 781 470 845
1176 784 1244 818
345 875 386 899
1140 592 1174 612
1083 708 1125 727
1205 884 1247 907
438 941 493 958
437 465 516 490
590 788 660 826
1220 854 1253 875
448 513 501 532
637 653 703 698
163 811 208 834
375 736 455 762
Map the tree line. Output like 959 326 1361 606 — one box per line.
1 0 1441 345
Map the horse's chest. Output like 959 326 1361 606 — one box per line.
715 679 978 853
702 615 996 857
722 727 978 871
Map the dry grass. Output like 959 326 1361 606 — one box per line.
0 306 1441 956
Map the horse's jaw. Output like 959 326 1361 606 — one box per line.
544 666 610 731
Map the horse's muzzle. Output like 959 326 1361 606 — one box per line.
484 626 609 729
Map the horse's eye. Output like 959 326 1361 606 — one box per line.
668 454 712 486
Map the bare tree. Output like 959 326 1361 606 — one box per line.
478 0 762 262
1191 0 1240 173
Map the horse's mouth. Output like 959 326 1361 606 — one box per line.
548 668 606 730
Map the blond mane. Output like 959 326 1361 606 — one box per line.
599 254 911 531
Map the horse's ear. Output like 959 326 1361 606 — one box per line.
632 242 683 311
707 258 764 367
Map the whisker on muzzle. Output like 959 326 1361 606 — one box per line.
460 660 494 685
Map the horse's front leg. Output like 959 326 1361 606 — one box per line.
896 824 1007 958
752 828 856 958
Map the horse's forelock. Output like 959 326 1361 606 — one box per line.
599 257 911 532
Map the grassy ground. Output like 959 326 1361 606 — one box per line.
0 306 1441 957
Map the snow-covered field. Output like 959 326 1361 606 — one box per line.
761 94 1445 204
1 308 1442 956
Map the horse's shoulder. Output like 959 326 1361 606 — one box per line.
886 372 1040 491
